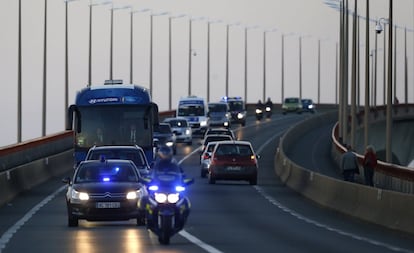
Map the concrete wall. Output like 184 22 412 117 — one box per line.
275 110 414 235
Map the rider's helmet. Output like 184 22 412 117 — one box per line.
157 145 173 161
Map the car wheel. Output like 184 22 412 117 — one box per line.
201 169 207 178
68 215 78 227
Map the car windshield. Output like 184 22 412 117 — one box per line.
228 101 244 111
204 136 232 145
167 119 188 127
177 105 204 116
209 104 227 112
75 163 139 183
215 144 253 156
88 150 146 167
285 98 299 103
155 124 171 134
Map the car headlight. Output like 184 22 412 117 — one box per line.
166 141 174 147
200 120 208 127
237 112 245 119
224 122 229 126
185 128 191 135
71 189 89 201
126 191 138 200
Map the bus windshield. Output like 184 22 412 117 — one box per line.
75 105 153 148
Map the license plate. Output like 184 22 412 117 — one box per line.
227 166 241 171
96 202 120 208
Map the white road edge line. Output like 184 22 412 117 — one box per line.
0 185 67 253
253 131 413 253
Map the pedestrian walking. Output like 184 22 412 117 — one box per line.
341 145 360 182
363 145 377 186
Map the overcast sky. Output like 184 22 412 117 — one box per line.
0 0 413 146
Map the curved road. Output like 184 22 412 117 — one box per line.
1 112 413 253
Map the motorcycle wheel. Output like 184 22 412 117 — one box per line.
158 216 172 245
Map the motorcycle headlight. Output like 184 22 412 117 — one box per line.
266 107 271 112
167 193 180 204
255 109 262 114
154 193 168 203
71 189 89 201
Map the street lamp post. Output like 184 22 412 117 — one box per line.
88 1 111 86
225 22 240 97
281 32 294 104
17 0 22 142
42 0 47 136
64 0 79 128
263 29 277 102
109 5 131 81
149 12 169 98
130 9 150 84
188 17 205 97
168 14 186 110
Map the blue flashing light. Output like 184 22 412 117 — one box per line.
175 185 186 192
148 185 159 191
115 167 120 172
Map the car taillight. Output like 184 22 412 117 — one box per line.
202 153 209 160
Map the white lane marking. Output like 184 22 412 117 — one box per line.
254 132 414 253
254 186 413 253
179 230 224 253
178 146 224 253
0 185 67 253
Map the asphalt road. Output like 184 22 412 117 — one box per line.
1 112 413 253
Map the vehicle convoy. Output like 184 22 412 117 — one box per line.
141 160 194 245
221 96 246 126
62 159 147 227
208 102 231 128
66 79 159 166
176 96 209 136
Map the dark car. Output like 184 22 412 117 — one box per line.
163 117 192 145
207 140 259 185
85 145 151 176
154 123 177 155
208 102 231 129
301 98 316 113
62 159 147 227
204 128 236 140
221 96 246 126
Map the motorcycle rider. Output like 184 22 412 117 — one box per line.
152 145 183 174
255 100 264 120
265 97 273 118
265 97 273 110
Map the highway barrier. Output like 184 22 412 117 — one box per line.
275 110 414 235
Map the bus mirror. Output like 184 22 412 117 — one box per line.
151 103 159 125
67 105 76 130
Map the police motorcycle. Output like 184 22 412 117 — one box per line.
140 146 194 245
265 99 273 119
255 100 264 120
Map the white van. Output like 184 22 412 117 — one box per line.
176 96 209 136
